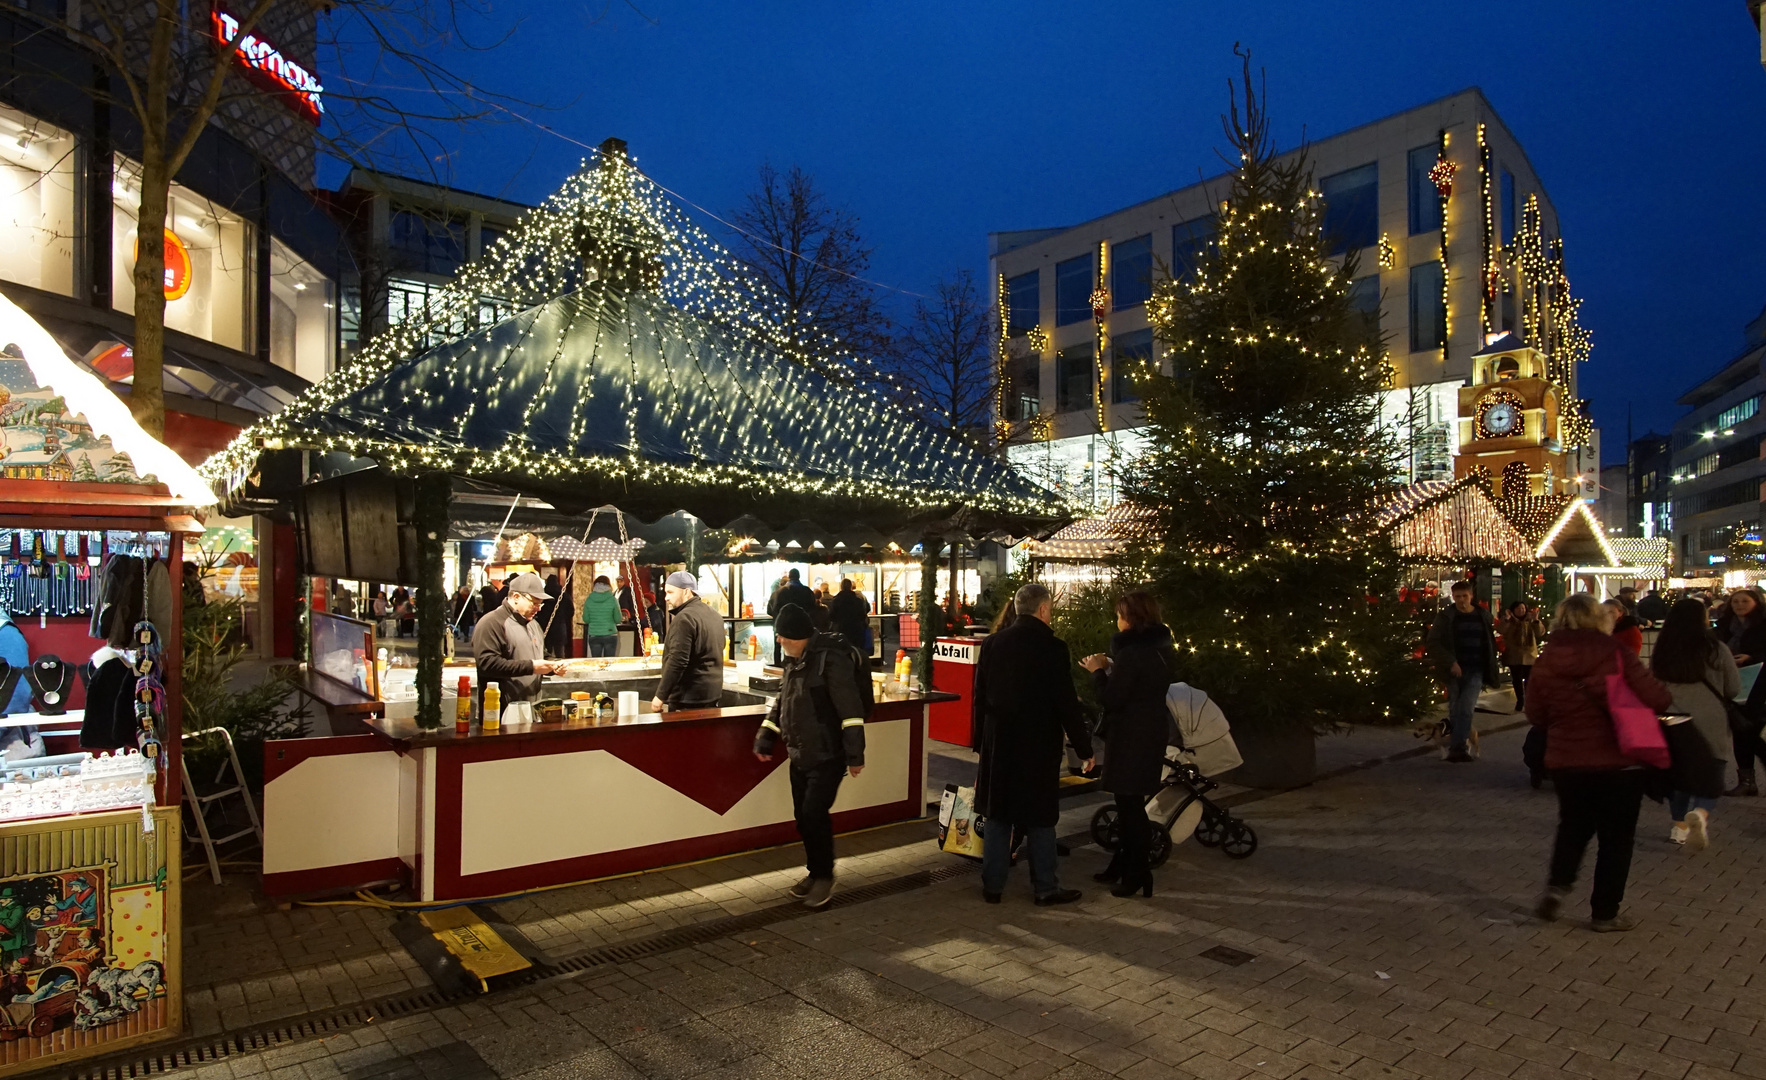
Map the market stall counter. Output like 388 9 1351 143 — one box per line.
260 673 956 902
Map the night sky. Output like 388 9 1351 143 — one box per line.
328 1 1766 464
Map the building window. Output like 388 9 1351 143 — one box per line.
1055 255 1093 326
268 239 336 383
112 155 254 352
1347 274 1381 332
1056 342 1094 412
1500 286 1516 334
1171 216 1215 280
1712 395 1762 431
1407 145 1442 236
1500 168 1516 245
389 208 466 276
1319 162 1377 255
1006 270 1039 335
1409 260 1445 352
476 224 505 260
0 104 76 297
1112 328 1153 405
1005 355 1040 419
1111 235 1152 310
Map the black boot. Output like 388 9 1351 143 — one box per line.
1725 771 1759 798
1093 850 1123 884
1111 867 1153 898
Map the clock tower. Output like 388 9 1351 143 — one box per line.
1453 333 1574 500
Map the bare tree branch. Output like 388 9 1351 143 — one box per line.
895 270 995 450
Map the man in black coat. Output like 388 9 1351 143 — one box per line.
651 571 725 712
767 569 816 619
971 582 1094 906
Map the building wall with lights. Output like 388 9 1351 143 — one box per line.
1666 304 1766 572
320 170 534 364
0 2 346 442
986 88 1578 495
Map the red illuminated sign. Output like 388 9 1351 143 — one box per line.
211 8 324 126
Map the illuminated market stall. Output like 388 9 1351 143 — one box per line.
204 140 1064 901
0 292 213 1075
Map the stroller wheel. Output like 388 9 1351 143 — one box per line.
1222 820 1258 859
1090 805 1120 851
1148 825 1173 869
1194 810 1227 848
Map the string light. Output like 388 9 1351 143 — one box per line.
1435 128 1451 365
1093 240 1109 433
202 143 1068 524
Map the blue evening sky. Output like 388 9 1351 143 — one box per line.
336 1 1766 463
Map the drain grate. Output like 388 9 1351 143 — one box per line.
65 861 977 1080
1199 945 1256 967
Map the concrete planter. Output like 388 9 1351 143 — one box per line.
1221 723 1316 789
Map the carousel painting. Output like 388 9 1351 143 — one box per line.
0 351 154 485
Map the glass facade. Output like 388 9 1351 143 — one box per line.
1111 234 1152 310
112 156 254 352
1348 274 1381 332
0 104 76 296
268 237 335 382
1006 270 1039 335
1054 254 1092 326
1171 216 1214 280
1056 342 1094 412
1320 163 1378 255
389 208 466 275
1408 145 1442 235
1409 260 1446 352
1500 168 1516 245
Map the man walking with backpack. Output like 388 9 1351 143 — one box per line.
753 603 870 909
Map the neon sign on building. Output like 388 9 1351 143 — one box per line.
211 8 325 126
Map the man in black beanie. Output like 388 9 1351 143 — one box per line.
754 602 870 909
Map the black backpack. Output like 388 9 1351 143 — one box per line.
813 634 874 720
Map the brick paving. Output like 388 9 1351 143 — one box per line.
156 699 1766 1080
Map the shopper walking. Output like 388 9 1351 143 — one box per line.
1080 589 1177 899
753 603 869 909
581 576 621 658
1526 592 1673 931
1718 588 1766 796
1649 598 1738 850
1496 600 1543 712
1425 581 1499 762
971 583 1094 906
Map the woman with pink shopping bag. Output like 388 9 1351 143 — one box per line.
1524 593 1672 932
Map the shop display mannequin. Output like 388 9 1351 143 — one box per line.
27 655 71 715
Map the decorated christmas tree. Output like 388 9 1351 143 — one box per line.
1128 54 1435 742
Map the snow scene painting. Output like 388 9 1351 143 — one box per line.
0 355 152 485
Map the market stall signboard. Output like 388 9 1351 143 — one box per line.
0 354 154 485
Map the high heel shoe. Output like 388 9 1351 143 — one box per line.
1093 852 1123 884
1111 872 1152 898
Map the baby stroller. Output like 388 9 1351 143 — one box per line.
1091 683 1258 866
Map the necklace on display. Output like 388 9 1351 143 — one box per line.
30 656 69 711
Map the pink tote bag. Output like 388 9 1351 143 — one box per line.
1606 648 1670 769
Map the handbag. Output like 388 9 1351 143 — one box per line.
936 784 986 860
1701 677 1754 736
1603 648 1670 769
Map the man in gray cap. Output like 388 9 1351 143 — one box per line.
652 570 725 712
471 571 557 712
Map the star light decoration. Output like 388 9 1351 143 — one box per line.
201 142 1065 522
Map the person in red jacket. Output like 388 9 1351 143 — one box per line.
1603 599 1644 657
1526 592 1673 932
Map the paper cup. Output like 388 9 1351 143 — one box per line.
617 690 639 716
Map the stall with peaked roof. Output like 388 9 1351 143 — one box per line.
209 141 1058 902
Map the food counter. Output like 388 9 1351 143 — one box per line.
261 662 954 901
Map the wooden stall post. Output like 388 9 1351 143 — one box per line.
415 473 452 729
163 532 184 806
916 538 941 690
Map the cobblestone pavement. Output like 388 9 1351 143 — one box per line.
156 699 1766 1080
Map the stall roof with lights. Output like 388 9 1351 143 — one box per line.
1377 477 1533 566
205 140 1065 538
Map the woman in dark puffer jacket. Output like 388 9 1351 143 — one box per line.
1525 592 1672 932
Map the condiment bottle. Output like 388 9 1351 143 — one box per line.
482 684 501 731
747 633 758 659
454 675 471 733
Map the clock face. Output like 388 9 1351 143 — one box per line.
1482 401 1521 437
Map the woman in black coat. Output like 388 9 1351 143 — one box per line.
1717 588 1766 795
1081 589 1176 898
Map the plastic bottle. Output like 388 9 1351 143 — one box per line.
454 676 472 733
482 683 501 731
747 633 758 660
894 649 910 682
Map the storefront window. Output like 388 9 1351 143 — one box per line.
112 156 254 351
269 237 335 382
0 104 77 296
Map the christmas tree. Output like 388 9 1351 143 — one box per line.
1128 53 1434 734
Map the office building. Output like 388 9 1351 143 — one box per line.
1668 304 1766 572
1627 433 1672 541
987 89 1590 511
0 2 344 467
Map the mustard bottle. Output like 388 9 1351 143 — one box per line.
482 684 501 731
